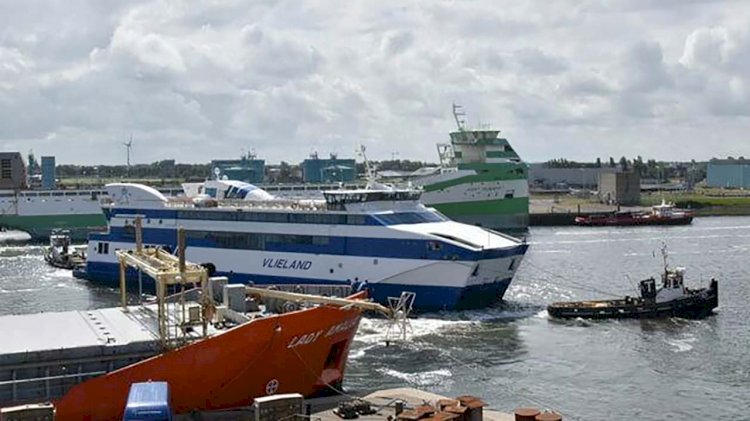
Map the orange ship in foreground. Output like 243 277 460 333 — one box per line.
54 292 364 420
1 228 387 421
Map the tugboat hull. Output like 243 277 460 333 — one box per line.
548 280 718 320
573 214 693 227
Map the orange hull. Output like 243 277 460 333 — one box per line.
53 294 365 421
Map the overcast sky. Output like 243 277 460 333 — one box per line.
1 0 748 165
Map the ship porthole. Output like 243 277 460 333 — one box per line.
265 379 279 395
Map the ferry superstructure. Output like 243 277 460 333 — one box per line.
414 104 529 231
77 180 528 311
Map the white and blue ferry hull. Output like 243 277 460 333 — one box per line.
79 241 527 311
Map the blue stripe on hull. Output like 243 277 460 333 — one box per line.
365 278 512 311
76 262 513 311
91 228 528 262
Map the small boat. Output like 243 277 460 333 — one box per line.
574 200 693 226
548 251 718 319
43 229 86 269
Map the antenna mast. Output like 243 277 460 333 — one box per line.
660 242 669 274
357 145 377 186
452 102 466 131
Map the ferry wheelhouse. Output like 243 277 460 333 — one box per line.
76 180 528 311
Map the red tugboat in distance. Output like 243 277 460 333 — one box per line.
574 200 693 227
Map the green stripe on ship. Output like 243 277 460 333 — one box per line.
0 214 106 233
423 167 527 192
430 197 529 216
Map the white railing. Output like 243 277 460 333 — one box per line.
161 197 329 212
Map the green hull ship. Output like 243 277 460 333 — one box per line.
0 190 107 241
415 105 528 231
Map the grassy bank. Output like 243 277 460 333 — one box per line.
641 192 750 216
531 191 750 217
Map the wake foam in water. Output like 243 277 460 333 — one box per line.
376 367 453 387
667 334 697 353
355 315 474 345
0 231 31 243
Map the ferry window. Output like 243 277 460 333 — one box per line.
312 236 330 245
505 190 514 199
431 233 480 249
122 224 136 239
375 212 444 225
508 259 515 271
346 215 366 225
288 213 304 224
266 234 313 245
103 243 109 254
186 230 208 240
334 215 348 224
189 230 333 250
261 213 288 223
427 241 442 251
319 214 341 224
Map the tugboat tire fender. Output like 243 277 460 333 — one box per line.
200 262 217 276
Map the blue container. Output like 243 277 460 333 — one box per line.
123 382 173 421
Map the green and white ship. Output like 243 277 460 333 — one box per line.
0 189 107 241
0 152 106 240
414 105 529 231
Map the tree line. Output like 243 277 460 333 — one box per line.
53 159 433 184
545 156 707 182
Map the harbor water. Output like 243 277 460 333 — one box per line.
2 217 749 419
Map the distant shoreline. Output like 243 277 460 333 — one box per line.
529 192 750 225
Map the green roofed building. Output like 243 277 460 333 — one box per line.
707 158 750 189
301 153 356 183
211 153 266 184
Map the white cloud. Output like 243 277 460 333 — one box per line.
0 0 749 165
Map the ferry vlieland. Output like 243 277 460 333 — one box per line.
75 180 528 310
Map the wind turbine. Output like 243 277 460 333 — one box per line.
123 136 133 177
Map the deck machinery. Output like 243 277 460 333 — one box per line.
1 219 413 413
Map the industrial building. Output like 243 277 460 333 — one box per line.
0 152 27 190
210 155 266 184
598 171 640 205
301 153 356 183
529 164 616 189
706 158 750 189
41 156 56 190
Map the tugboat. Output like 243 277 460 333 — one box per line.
574 200 693 226
43 229 86 269
548 247 718 319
